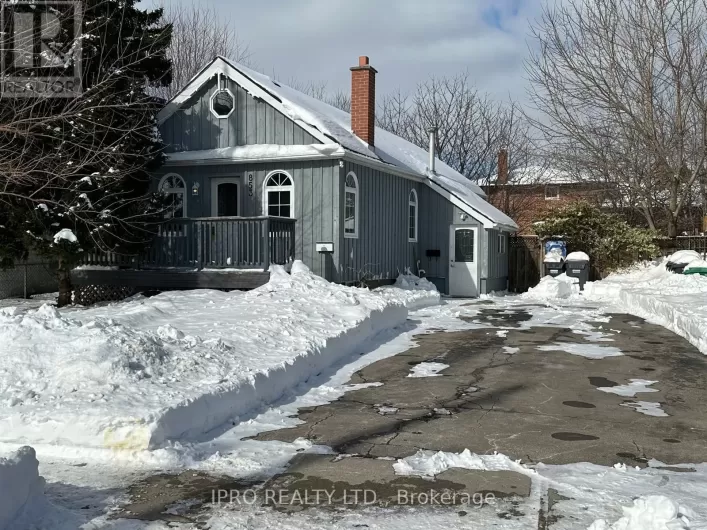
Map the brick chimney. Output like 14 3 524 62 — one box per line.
497 148 509 185
350 56 377 147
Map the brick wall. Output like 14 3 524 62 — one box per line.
486 183 605 234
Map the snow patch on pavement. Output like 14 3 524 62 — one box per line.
537 342 623 359
588 495 693 529
621 401 668 417
392 449 533 479
407 362 449 378
503 346 520 354
598 379 659 397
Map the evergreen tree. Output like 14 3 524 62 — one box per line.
0 0 172 306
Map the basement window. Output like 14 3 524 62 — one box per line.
210 89 235 119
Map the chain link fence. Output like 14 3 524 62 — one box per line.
0 257 58 299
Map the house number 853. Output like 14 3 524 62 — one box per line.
248 173 254 196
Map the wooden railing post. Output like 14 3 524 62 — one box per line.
263 218 270 271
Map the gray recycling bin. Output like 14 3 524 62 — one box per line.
544 261 564 277
565 253 590 290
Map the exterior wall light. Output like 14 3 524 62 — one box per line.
460 212 468 221
192 182 200 196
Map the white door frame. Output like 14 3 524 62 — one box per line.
448 225 480 297
210 177 241 216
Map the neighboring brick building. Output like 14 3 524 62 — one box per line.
484 150 612 234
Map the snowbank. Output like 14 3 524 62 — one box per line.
0 447 45 530
523 273 579 299
375 272 441 310
588 495 693 530
583 263 707 354
0 262 438 451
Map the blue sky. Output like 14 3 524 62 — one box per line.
152 0 544 105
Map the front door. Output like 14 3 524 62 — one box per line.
211 178 240 217
449 226 479 297
208 178 240 266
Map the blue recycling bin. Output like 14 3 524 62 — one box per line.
544 240 567 259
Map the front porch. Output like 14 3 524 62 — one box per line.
72 216 296 291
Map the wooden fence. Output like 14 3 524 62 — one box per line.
508 235 707 293
509 236 542 293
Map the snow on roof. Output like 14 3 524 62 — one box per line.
159 57 520 230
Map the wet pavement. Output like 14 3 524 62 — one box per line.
255 307 707 467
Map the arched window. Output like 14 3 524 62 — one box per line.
408 189 418 242
159 173 186 218
344 172 359 238
264 171 294 217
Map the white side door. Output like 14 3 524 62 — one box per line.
449 225 479 297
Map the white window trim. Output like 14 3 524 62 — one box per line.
344 171 359 239
158 172 187 217
545 185 560 200
211 177 241 217
498 233 506 254
408 188 418 242
262 170 295 218
209 87 236 119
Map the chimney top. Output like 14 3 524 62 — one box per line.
350 56 377 146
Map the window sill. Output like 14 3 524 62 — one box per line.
408 238 418 243
344 233 358 239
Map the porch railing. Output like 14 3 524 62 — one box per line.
81 216 296 271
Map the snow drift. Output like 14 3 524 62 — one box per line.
583 260 707 355
523 273 579 299
0 447 45 530
0 262 439 451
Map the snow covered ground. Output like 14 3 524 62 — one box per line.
0 263 438 452
2 260 707 529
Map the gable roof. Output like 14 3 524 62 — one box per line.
158 57 517 231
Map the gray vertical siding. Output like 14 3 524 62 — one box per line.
160 77 319 153
154 160 340 280
483 229 510 293
417 185 454 293
338 161 420 284
154 159 508 295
